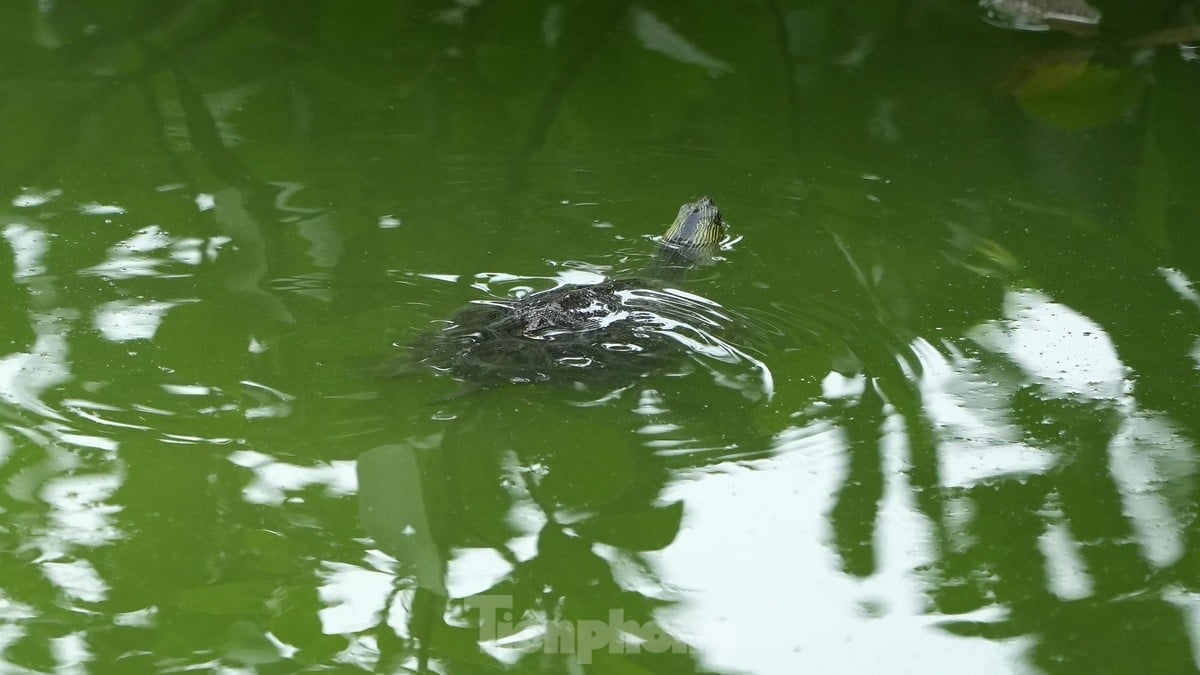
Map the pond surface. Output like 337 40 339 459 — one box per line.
3 1 1200 672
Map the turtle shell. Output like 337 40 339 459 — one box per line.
409 279 689 389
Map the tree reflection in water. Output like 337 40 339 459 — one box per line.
1 0 1199 672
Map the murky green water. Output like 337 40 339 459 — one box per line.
3 1 1200 672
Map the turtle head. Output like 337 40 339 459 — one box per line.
661 196 726 257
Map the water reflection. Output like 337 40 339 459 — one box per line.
1 0 1200 672
5 184 1200 670
0 139 330 667
353 407 709 671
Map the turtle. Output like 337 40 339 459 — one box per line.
404 196 754 394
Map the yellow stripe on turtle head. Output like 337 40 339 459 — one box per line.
663 195 725 250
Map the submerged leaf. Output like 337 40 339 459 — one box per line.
630 8 733 76
357 441 449 596
1012 59 1143 128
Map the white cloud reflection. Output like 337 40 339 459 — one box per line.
41 560 109 604
227 450 356 505
971 289 1127 400
1160 267 1200 310
2 223 50 278
651 437 1030 674
93 300 182 342
964 288 1196 571
643 284 1197 672
1107 412 1196 568
12 189 62 209
317 562 394 634
81 225 229 280
1038 514 1093 600
914 338 1057 487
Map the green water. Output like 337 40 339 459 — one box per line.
3 1 1200 672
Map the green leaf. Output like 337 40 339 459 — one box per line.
1013 59 1143 128
357 440 449 596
